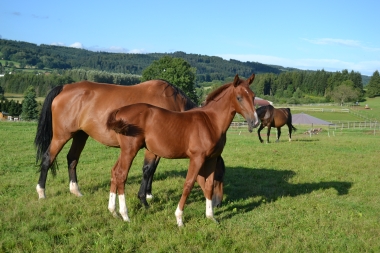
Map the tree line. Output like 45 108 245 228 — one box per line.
0 39 281 82
251 69 366 104
0 70 141 96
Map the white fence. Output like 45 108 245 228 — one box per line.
287 107 350 113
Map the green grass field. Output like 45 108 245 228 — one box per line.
0 121 379 252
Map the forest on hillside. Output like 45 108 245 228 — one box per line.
0 39 281 82
0 39 373 105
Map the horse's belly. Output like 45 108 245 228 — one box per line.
82 125 119 147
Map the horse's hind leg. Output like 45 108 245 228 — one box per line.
67 131 89 197
109 138 142 222
276 127 282 142
288 124 292 142
175 157 205 226
109 155 133 222
36 137 70 199
198 158 218 223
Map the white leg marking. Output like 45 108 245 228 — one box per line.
206 198 218 223
175 205 184 227
108 192 118 218
69 181 83 197
36 184 46 199
118 194 130 222
206 198 214 218
146 193 153 199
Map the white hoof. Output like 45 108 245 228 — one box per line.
120 212 131 222
36 184 46 199
175 205 184 227
146 194 153 199
69 181 83 197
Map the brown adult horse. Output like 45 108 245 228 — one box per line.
256 105 297 143
106 74 260 226
34 80 225 207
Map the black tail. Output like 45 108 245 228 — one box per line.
34 85 63 174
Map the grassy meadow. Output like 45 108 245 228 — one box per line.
0 119 379 252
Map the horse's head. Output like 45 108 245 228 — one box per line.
232 74 260 132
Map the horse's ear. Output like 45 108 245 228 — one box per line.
247 73 255 85
233 74 240 87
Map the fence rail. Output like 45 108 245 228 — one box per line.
287 107 350 113
230 120 379 131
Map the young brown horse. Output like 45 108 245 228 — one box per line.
106 74 260 226
256 105 297 143
34 80 225 207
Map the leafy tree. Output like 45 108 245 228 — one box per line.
141 56 198 103
329 85 359 106
366 70 380 98
21 86 38 120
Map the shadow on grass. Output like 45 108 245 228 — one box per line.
124 165 352 204
87 166 352 220
219 166 352 218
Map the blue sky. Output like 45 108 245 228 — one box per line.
1 0 379 76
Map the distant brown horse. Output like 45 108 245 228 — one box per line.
34 80 225 207
256 105 297 143
106 74 260 226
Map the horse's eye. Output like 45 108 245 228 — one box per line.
237 96 242 102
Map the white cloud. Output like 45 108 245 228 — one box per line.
70 42 84 49
217 54 378 76
128 48 147 54
303 38 380 52
51 42 65 46
303 38 361 47
85 45 146 54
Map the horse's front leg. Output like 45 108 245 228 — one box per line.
257 124 264 143
137 150 160 207
175 157 205 227
266 126 272 143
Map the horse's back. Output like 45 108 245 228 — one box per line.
50 80 185 146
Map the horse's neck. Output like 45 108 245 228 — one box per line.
203 93 236 133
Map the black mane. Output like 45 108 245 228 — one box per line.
160 79 198 110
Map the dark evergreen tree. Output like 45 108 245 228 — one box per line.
366 70 380 98
21 86 38 120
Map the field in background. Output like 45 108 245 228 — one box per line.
4 93 45 103
0 121 379 252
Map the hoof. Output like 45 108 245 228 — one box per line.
36 184 46 199
70 182 83 197
139 197 150 208
146 193 153 199
206 215 219 224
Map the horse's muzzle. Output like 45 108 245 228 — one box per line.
247 112 261 132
